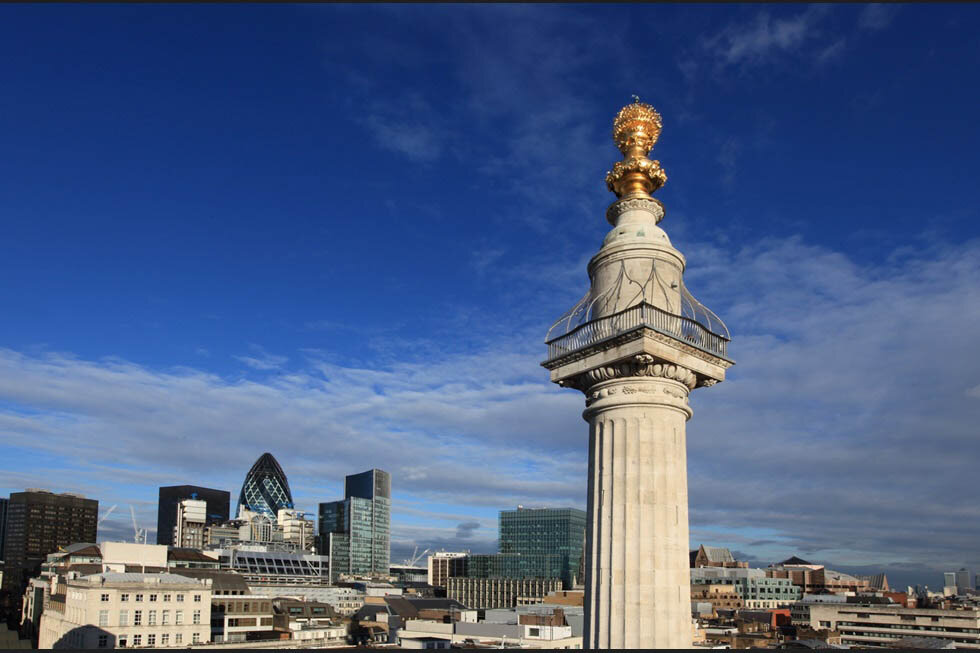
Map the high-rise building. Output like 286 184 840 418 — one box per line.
156 485 230 546
237 453 294 519
318 469 390 580
0 496 8 559
499 507 586 588
1 489 98 592
173 499 208 549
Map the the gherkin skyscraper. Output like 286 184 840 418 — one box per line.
237 452 294 518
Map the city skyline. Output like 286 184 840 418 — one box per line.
2 3 980 593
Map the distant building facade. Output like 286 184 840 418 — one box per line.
0 496 8 561
156 485 230 547
803 603 980 649
690 545 748 569
428 552 468 588
237 453 294 519
319 469 391 580
498 507 586 588
2 490 98 592
691 567 800 609
447 577 562 610
37 571 213 649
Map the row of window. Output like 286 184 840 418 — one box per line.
100 632 201 648
100 593 201 603
101 609 201 626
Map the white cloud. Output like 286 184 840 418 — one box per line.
4 234 980 578
703 7 829 67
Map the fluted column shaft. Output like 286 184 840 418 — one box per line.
583 375 692 649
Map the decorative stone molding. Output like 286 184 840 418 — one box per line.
605 196 664 226
584 353 697 389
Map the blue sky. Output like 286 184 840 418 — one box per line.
2 4 980 590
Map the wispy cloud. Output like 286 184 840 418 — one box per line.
234 345 288 371
859 4 896 31
701 6 832 70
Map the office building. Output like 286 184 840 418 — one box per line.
156 485 230 547
957 569 972 595
210 546 330 585
37 571 213 649
173 499 207 550
1 489 98 592
448 577 563 610
0 496 8 560
428 552 469 588
237 453 294 519
499 507 585 588
803 603 980 649
319 469 391 580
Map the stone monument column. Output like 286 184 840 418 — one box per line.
543 99 734 649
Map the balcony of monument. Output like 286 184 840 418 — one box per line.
543 301 731 366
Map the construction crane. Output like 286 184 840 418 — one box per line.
129 505 147 544
98 504 117 528
403 545 430 568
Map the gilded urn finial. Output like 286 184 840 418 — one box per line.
606 97 667 199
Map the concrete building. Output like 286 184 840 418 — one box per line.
690 584 743 614
156 486 229 547
276 509 315 552
767 558 873 594
319 469 391 580
691 567 800 608
37 571 213 649
258 584 364 616
803 603 980 649
542 101 733 648
448 577 562 610
173 499 207 550
427 552 468 589
2 490 98 593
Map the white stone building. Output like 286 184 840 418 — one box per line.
38 572 212 649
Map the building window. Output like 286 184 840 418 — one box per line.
149 610 156 625
163 594 171 602
194 594 202 603
119 637 127 648
243 602 249 612
175 634 182 644
134 610 142 626
98 635 108 648
97 609 109 627
149 594 157 602
176 594 185 602
119 610 129 627
132 635 142 647
100 593 110 602
192 633 200 644
147 634 155 646
176 610 183 625
162 610 169 625
193 610 201 624
135 594 143 602
120 594 129 602
529 627 540 637
161 634 168 645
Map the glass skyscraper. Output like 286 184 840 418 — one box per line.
471 507 586 588
237 452 294 519
318 469 390 580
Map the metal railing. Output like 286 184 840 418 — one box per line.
545 301 730 362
